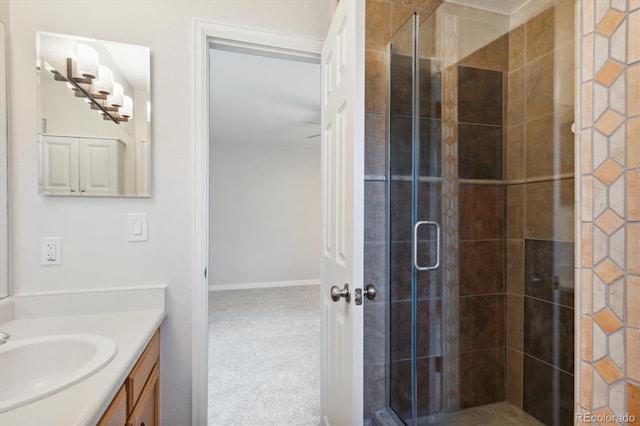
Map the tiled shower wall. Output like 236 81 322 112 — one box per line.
505 3 576 425
576 0 640 423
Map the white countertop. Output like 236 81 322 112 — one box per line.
0 286 166 426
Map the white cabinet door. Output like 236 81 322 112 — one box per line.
42 135 79 195
79 138 119 196
320 0 365 424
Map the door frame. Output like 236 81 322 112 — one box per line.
192 19 324 424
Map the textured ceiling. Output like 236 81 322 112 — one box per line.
209 49 320 146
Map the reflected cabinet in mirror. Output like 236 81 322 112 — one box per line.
36 32 151 197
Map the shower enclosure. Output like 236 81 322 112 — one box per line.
365 1 576 425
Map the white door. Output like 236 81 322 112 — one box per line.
42 135 79 195
320 1 365 425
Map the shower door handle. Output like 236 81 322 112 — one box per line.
413 221 441 271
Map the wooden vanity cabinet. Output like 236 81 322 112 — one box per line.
98 330 160 426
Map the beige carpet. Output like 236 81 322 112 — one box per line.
208 285 321 426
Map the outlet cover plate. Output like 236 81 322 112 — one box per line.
41 237 62 265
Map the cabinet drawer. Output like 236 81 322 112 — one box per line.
97 384 127 426
128 362 159 426
127 330 160 412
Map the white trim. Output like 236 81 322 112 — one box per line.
192 19 323 425
209 279 320 292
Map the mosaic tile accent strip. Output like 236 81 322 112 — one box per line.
440 12 460 412
576 0 640 424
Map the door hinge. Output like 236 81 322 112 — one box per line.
204 267 207 279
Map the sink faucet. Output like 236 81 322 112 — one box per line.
0 331 10 345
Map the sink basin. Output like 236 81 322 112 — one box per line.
0 334 117 413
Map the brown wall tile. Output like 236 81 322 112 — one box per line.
366 51 388 113
460 240 504 296
506 239 524 295
553 0 574 45
506 124 525 181
364 363 387 419
390 356 442 419
365 113 387 176
459 184 505 240
506 348 523 408
458 66 503 125
366 0 391 52
458 124 503 180
523 355 574 425
507 294 524 351
509 25 525 70
525 115 554 178
508 67 525 126
524 297 574 372
507 185 524 239
526 53 554 120
460 294 505 352
525 179 575 242
459 348 505 409
365 181 387 243
390 3 414 37
459 34 508 72
526 8 554 62
390 299 442 360
524 239 575 306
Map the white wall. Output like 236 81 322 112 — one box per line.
210 141 320 287
7 1 332 424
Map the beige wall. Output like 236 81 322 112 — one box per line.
576 0 640 423
6 1 332 423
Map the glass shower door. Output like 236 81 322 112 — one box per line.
389 13 444 425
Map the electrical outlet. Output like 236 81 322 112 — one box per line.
41 237 62 265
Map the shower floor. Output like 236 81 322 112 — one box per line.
374 402 543 426
431 402 543 425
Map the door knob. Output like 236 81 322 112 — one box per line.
354 284 377 305
364 284 377 300
330 283 350 303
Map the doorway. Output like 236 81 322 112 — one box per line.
205 28 324 425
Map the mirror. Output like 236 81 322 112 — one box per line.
36 32 150 197
0 20 7 298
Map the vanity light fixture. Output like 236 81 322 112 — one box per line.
50 44 132 124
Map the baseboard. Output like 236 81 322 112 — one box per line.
209 279 320 291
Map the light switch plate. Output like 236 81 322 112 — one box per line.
127 213 148 242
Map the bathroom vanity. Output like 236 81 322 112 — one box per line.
98 329 160 426
0 286 166 425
